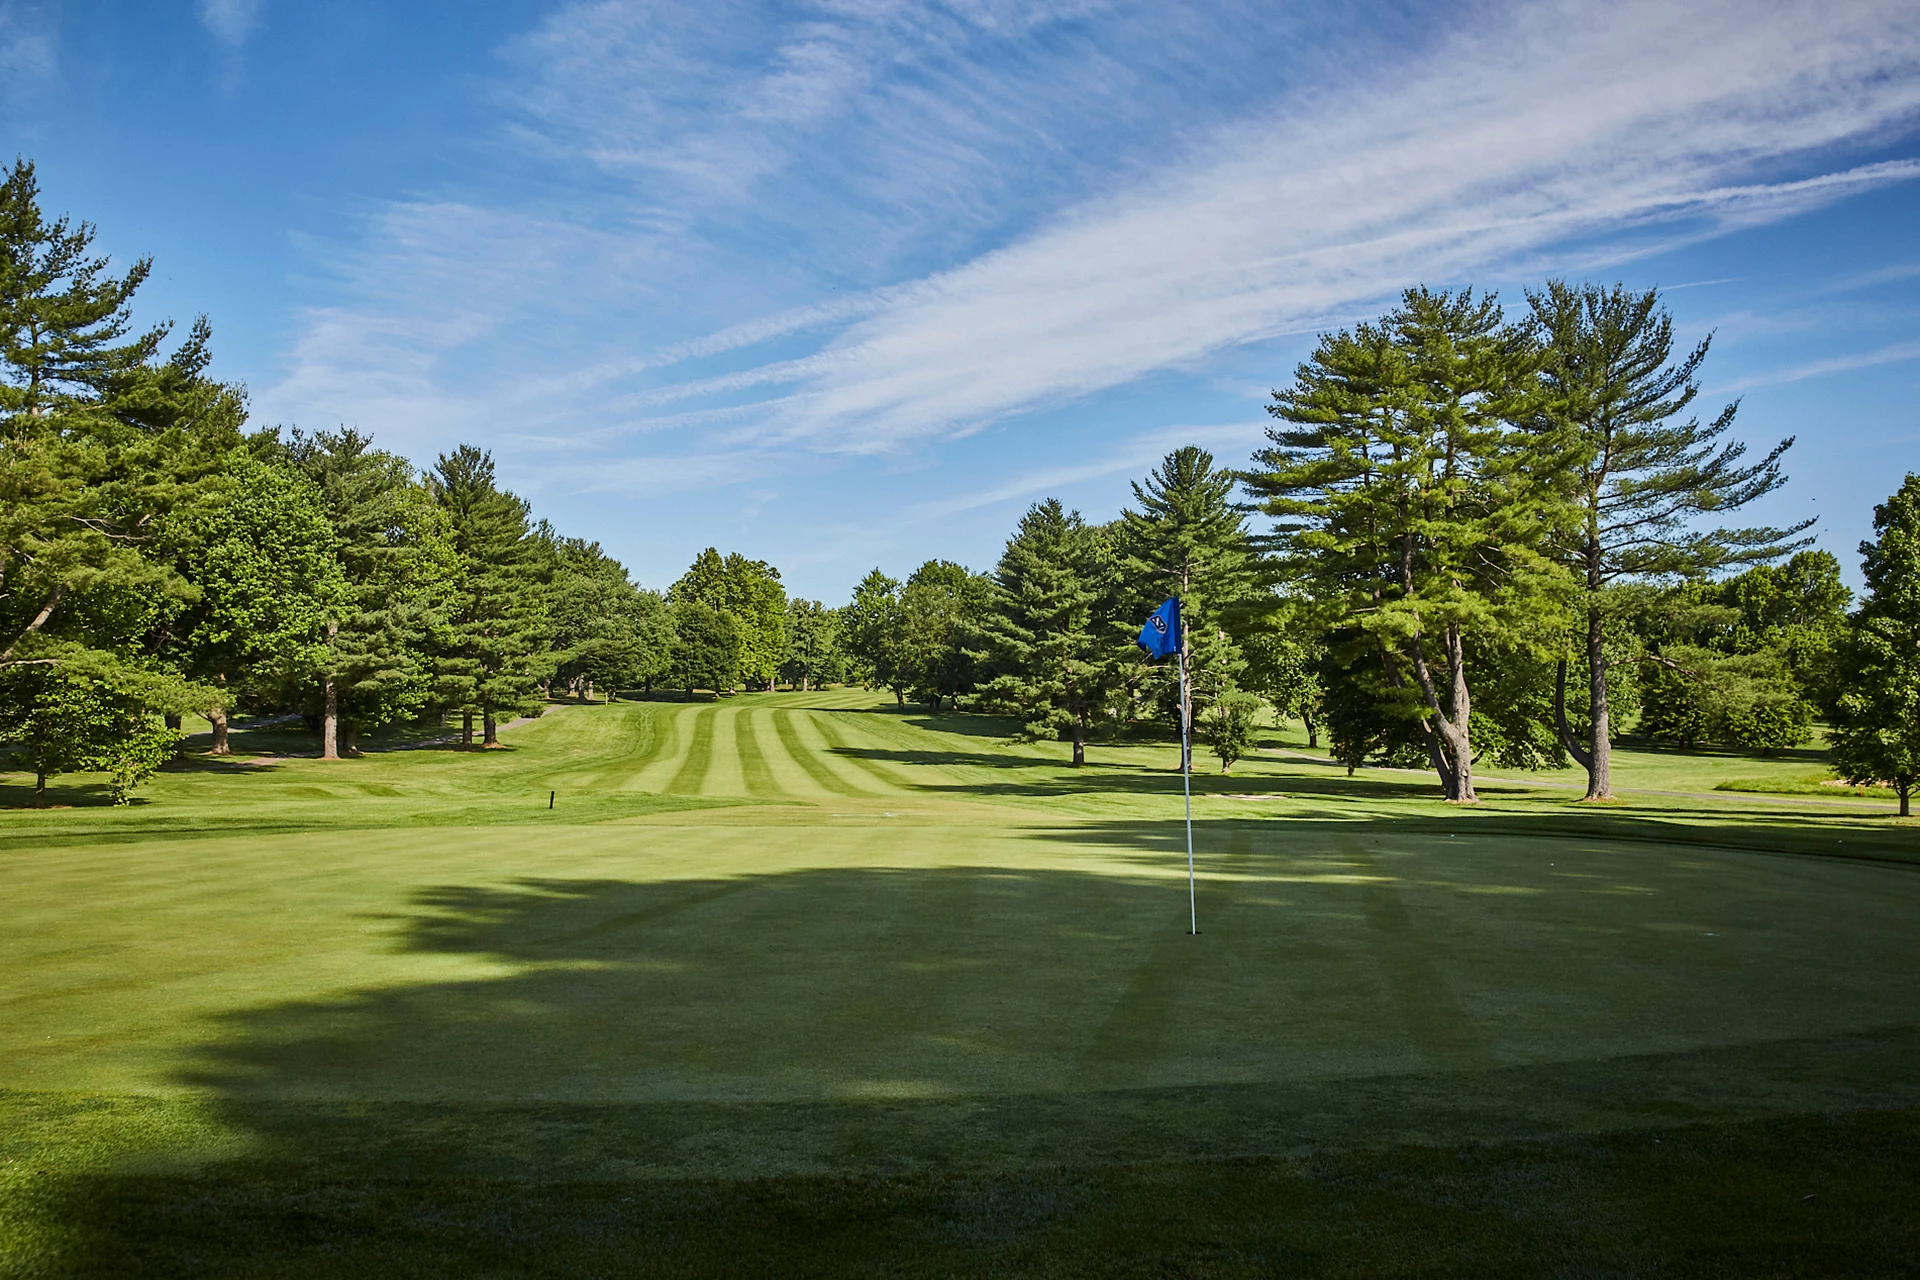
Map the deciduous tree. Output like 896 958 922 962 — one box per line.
1829 474 1920 817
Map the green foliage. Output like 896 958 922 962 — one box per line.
671 549 787 691
1251 287 1567 799
782 598 843 689
670 600 741 695
0 667 182 803
841 569 908 703
1240 599 1324 744
1117 447 1260 740
899 559 990 712
543 531 668 698
155 451 345 713
428 446 554 740
1527 281 1807 795
1204 689 1260 773
1632 551 1846 754
977 500 1119 763
1829 474 1920 815
282 428 452 741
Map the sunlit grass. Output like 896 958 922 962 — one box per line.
3 691 1917 1274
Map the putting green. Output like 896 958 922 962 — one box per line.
4 692 1919 1273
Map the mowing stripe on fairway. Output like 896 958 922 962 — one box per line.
732 709 785 799
665 708 717 795
702 706 750 798
809 712 923 792
770 709 867 797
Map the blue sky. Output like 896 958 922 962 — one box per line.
5 0 1918 600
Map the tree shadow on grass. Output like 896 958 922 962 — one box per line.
21 816 1920 1274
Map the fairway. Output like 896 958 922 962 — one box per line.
5 694 1920 1275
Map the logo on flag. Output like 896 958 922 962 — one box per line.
1137 597 1182 660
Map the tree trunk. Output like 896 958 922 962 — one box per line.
462 711 474 748
483 711 499 747
321 619 340 760
321 678 339 760
1302 711 1318 749
34 771 47 808
1446 625 1476 802
801 674 809 692
1901 780 1912 818
1584 609 1613 800
1405 628 1474 802
209 707 230 756
1072 717 1086 766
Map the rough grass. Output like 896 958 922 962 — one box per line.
3 692 1918 1276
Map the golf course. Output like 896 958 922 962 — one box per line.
4 693 1918 1276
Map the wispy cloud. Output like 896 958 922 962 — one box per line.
907 420 1268 522
199 0 265 48
0 1 58 99
1716 337 1920 392
754 0 1920 449
260 0 1920 498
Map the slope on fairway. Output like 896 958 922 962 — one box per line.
4 692 1920 1275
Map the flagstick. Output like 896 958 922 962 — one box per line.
1180 613 1196 935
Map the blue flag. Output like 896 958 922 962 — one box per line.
1137 597 1182 660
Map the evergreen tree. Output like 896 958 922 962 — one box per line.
283 428 452 756
0 158 228 767
1118 447 1260 762
1250 287 1565 801
428 445 552 748
1828 474 1920 817
842 569 908 705
899 559 990 712
1528 280 1809 797
978 500 1116 765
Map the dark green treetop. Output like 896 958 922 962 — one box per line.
1829 473 1920 816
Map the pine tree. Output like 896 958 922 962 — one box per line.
1829 474 1920 817
1528 281 1809 798
0 158 227 769
428 445 552 749
1118 447 1260 763
978 500 1116 765
1250 288 1565 801
283 429 451 756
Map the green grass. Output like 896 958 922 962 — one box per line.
3 692 1919 1276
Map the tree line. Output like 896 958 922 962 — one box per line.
4 160 1917 813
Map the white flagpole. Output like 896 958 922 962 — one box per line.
1180 610 1195 935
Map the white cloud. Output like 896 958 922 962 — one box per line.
261 0 1920 494
906 420 1268 522
1715 337 1920 393
755 0 1920 449
199 0 265 48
